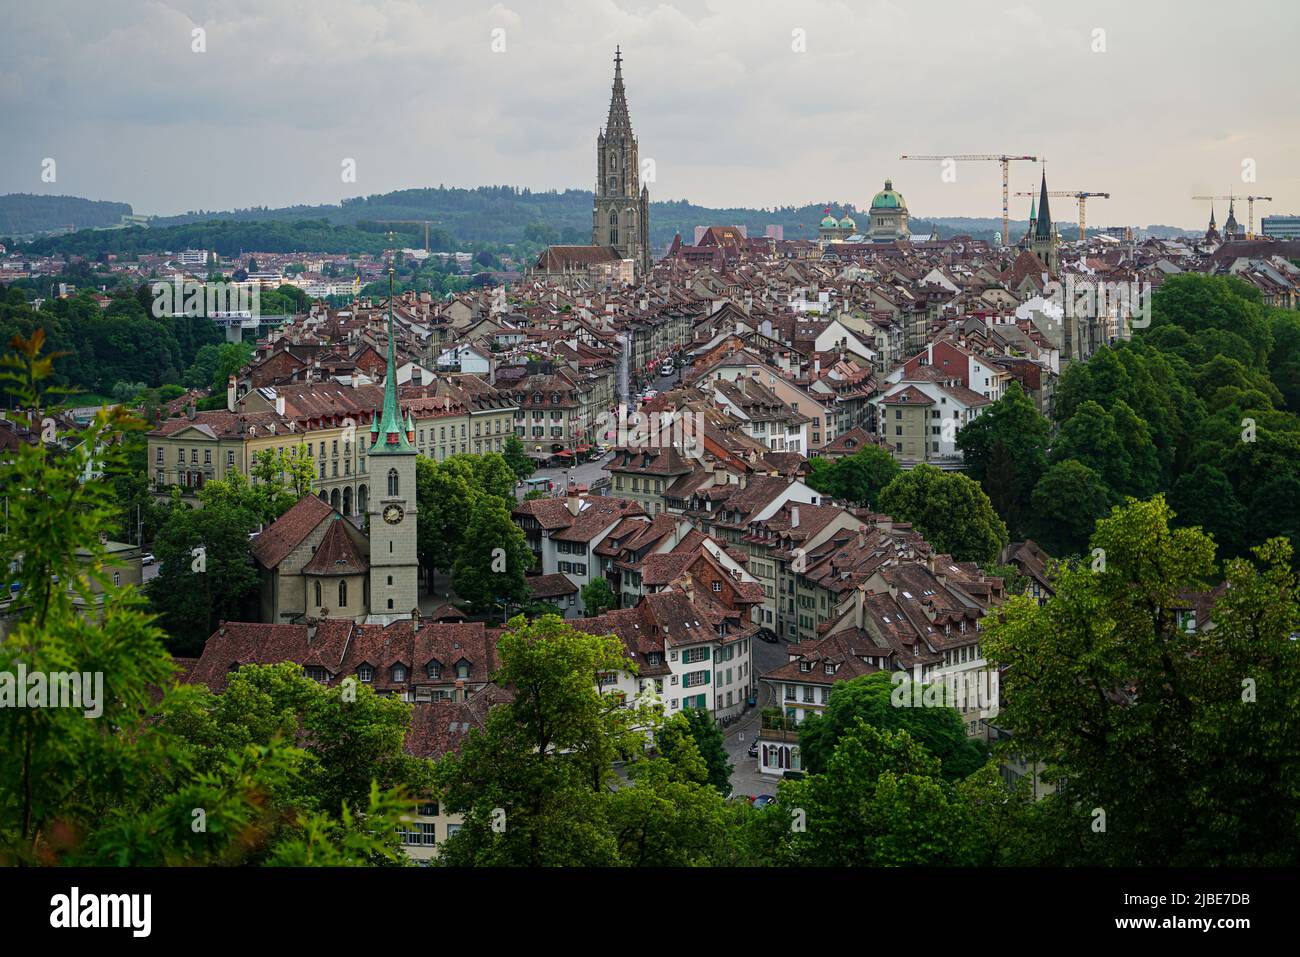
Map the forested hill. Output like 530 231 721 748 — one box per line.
0 193 134 237
13 185 960 257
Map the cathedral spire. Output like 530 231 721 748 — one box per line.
1034 168 1053 241
371 266 414 455
606 46 632 136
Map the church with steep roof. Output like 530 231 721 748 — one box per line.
529 48 652 283
250 271 421 625
592 47 651 276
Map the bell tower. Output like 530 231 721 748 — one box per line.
593 47 651 277
367 268 419 621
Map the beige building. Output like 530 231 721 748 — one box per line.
147 376 517 520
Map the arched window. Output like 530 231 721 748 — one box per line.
387 468 399 497
314 581 322 606
342 486 352 515
608 209 619 245
338 580 347 608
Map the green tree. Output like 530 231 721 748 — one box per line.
1029 459 1112 557
1168 463 1246 557
450 495 533 615
433 615 653 866
502 434 534 480
773 722 973 866
805 444 900 508
658 709 732 795
798 672 985 781
0 331 411 866
878 463 1008 563
148 489 260 654
981 497 1300 865
580 576 618 615
957 381 1050 534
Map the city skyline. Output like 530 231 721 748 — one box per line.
2 0 1296 229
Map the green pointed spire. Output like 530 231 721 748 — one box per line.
370 267 415 456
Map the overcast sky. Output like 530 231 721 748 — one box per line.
3 0 1296 228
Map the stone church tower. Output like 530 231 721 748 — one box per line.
592 47 651 276
1030 169 1060 275
367 270 420 622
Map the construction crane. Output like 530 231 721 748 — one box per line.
1191 194 1273 239
374 219 437 252
1013 190 1110 243
899 153 1037 247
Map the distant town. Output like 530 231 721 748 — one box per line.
3 29 1299 887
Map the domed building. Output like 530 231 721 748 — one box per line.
817 209 857 244
867 178 910 243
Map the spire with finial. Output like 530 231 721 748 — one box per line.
1034 167 1053 241
605 46 632 136
370 265 414 455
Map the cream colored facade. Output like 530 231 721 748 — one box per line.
148 405 518 520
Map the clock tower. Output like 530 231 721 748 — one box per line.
366 270 420 622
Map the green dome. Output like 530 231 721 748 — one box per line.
871 179 905 210
838 216 857 229
819 214 839 228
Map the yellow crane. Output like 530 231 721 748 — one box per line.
374 219 437 252
1014 190 1110 243
899 153 1037 247
1191 194 1273 239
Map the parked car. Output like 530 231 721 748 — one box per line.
750 794 776 808
756 627 779 644
141 553 156 565
747 742 759 758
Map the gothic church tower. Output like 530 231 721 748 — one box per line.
593 47 651 276
367 270 420 622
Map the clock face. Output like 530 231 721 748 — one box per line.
383 504 404 525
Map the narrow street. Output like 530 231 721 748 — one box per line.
724 632 790 798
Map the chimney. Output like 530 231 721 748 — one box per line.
790 505 800 528
566 493 581 516
227 374 237 412
186 402 196 421
275 393 285 416
857 524 866 549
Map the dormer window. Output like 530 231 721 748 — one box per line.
824 663 835 675
305 666 328 683
426 660 442 679
358 664 373 683
392 664 407 683
455 660 470 679
799 661 812 672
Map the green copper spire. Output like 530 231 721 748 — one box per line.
370 267 415 456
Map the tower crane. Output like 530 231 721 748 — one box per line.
374 219 438 252
899 153 1037 247
1191 194 1272 239
1014 190 1110 242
